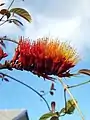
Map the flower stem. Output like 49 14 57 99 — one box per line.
64 89 67 111
0 72 51 111
68 80 90 89
58 78 84 120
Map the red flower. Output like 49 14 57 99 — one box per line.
0 47 8 60
12 37 79 80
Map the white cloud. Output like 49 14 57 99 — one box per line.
1 0 90 58
24 0 90 58
37 17 81 39
24 15 81 48
25 16 80 39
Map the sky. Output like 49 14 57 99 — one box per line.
0 0 90 120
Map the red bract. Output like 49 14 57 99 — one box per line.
12 37 79 80
0 47 8 60
51 101 56 113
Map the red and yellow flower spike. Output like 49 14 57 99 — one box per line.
12 37 79 80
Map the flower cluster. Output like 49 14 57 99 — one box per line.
11 37 79 80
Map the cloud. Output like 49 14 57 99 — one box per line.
22 0 80 19
24 15 81 39
24 0 90 57
70 17 90 55
1 0 90 58
20 0 90 19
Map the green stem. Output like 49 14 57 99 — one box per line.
0 72 51 111
58 78 84 120
68 80 90 89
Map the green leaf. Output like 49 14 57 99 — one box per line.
59 99 77 115
79 69 90 76
39 112 56 120
65 99 76 114
65 99 77 114
0 9 11 19
10 8 32 22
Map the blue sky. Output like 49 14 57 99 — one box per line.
0 0 90 120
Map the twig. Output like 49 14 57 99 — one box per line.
0 0 15 23
68 80 90 89
58 78 85 120
0 37 18 44
8 0 15 10
0 72 51 111
0 20 8 26
0 19 14 26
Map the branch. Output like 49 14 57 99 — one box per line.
0 20 9 26
58 78 85 120
0 36 18 44
0 0 15 23
8 0 15 10
0 72 51 111
68 80 90 89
